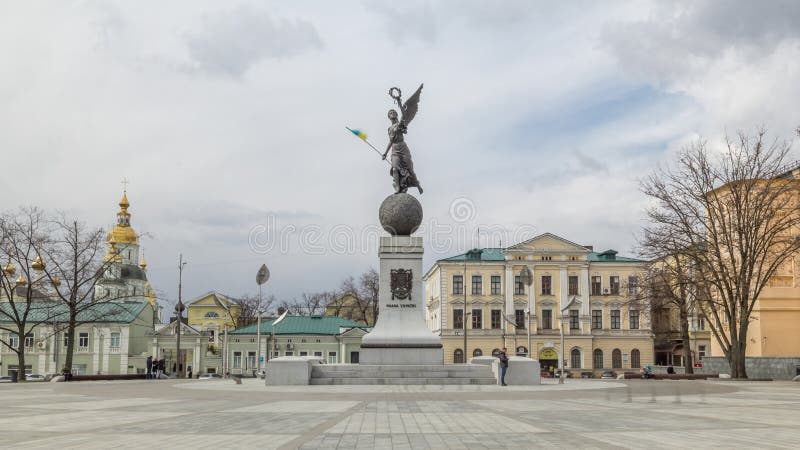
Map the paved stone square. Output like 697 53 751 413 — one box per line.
1 379 798 449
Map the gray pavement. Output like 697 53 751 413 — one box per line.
1 378 798 449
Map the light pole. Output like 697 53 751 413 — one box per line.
559 308 566 384
463 258 467 363
256 263 270 376
175 254 187 378
519 266 533 357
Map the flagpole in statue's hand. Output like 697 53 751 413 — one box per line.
346 127 391 166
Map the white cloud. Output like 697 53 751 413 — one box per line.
0 1 797 308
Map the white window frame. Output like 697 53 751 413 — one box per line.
327 351 338 364
78 332 89 348
246 352 256 369
9 333 19 348
110 332 121 348
232 351 242 369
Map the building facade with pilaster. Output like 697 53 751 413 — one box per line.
424 233 654 377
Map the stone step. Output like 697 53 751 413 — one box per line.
311 365 494 379
310 377 497 385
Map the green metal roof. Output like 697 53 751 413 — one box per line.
230 315 365 335
0 301 151 324
439 248 505 262
437 247 643 263
588 250 645 263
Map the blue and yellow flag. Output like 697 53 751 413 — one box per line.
349 128 368 141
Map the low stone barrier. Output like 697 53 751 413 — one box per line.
622 373 719 380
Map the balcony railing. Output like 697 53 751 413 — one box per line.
76 346 90 353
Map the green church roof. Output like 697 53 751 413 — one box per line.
230 315 366 335
0 301 151 324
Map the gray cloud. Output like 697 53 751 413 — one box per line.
602 0 800 82
184 5 322 76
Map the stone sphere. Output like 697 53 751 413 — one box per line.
379 193 423 235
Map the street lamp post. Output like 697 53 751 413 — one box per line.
463 258 467 363
519 266 533 357
256 264 270 376
559 319 566 384
175 254 187 378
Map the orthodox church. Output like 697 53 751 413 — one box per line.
94 190 161 322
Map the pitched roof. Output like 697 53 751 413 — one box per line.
0 301 151 324
439 248 505 262
230 315 366 335
588 251 645 263
186 291 238 309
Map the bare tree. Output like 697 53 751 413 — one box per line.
640 129 800 378
637 256 697 373
337 268 379 326
233 293 276 328
0 208 58 382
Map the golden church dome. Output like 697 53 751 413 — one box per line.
16 275 27 286
3 262 15 276
107 190 138 245
140 254 147 270
32 255 45 271
104 242 123 263
51 276 61 287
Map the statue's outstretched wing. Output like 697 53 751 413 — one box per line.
401 84 423 126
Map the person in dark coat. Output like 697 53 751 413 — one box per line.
498 348 509 386
146 356 153 380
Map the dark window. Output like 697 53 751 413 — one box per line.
491 348 501 357
698 345 706 360
491 310 501 329
516 346 528 356
541 309 552 329
471 309 482 329
628 275 639 295
593 349 603 369
630 349 641 368
592 310 602 329
611 310 620 329
490 276 501 295
471 275 482 295
569 310 579 329
610 276 620 295
612 349 622 368
515 309 525 329
591 276 602 295
78 332 89 348
568 275 579 295
571 348 581 368
453 309 464 329
541 276 552 295
454 349 464 364
452 275 463 295
473 348 482 357
630 310 640 329
24 333 34 348
514 276 525 295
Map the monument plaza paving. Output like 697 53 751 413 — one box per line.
1 379 798 449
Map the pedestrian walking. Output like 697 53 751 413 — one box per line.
498 347 509 386
146 355 153 380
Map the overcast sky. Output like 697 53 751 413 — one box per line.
2 1 799 309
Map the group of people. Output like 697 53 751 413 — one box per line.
146 355 165 380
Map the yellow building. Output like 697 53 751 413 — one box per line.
706 169 800 359
424 233 654 377
186 291 241 346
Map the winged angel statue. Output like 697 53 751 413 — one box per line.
381 84 424 194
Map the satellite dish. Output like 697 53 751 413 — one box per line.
256 264 270 285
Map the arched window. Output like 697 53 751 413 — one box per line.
454 349 464 364
571 348 582 369
593 349 603 369
491 348 501 357
612 349 622 368
516 346 528 356
204 311 220 318
473 348 482 357
630 349 641 368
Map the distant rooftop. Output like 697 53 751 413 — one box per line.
230 315 366 335
437 248 644 263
